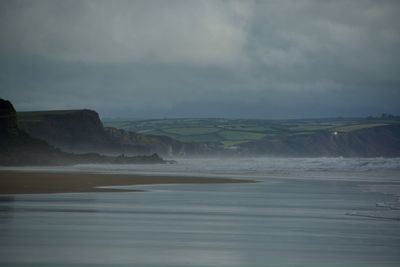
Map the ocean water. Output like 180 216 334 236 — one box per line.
0 157 400 267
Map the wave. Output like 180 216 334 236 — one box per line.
3 157 400 181
71 157 400 175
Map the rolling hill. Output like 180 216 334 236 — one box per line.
103 117 400 155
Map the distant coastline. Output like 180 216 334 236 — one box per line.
2 97 400 168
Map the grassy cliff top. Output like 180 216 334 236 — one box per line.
17 110 92 122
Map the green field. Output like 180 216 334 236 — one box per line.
103 117 400 148
333 123 389 132
163 127 219 135
218 130 265 141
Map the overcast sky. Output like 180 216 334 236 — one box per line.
1 0 399 119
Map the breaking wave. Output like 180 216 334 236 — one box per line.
77 157 400 176
3 157 400 181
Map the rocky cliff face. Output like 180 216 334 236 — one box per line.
18 109 114 153
0 99 166 165
240 124 400 157
105 127 208 156
18 109 207 156
0 99 18 135
13 102 400 158
0 99 74 165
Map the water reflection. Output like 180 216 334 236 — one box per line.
0 195 14 221
0 178 399 266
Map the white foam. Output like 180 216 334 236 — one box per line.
2 157 400 182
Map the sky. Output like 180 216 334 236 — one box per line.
0 0 399 119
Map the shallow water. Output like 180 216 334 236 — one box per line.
1 158 400 267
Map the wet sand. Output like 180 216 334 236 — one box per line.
0 170 254 194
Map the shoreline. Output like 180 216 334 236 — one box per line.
0 170 255 195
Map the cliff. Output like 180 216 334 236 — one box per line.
0 99 166 165
0 99 18 135
11 100 400 158
18 109 114 153
18 109 206 156
104 127 208 156
0 99 71 165
240 124 400 157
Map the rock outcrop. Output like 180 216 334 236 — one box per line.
105 127 208 156
18 109 114 153
0 99 166 165
0 99 70 165
0 99 18 134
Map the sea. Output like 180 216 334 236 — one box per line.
1 157 400 267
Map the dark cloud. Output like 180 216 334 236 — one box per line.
0 0 399 118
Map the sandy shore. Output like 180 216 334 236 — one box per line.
0 170 254 194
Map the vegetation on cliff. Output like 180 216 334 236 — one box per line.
18 110 207 156
0 99 166 166
4 98 400 159
105 117 400 157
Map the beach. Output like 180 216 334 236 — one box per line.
0 158 399 267
0 170 254 194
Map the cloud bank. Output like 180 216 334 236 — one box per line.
0 0 399 118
